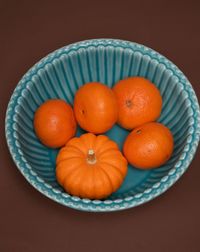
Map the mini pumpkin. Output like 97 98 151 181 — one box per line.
56 133 128 199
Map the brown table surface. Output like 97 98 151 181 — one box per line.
1 1 200 251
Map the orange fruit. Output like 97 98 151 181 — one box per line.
113 77 162 129
74 82 118 134
123 122 174 169
34 99 77 148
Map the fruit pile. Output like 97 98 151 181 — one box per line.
34 77 174 199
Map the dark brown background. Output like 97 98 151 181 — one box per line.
1 0 200 251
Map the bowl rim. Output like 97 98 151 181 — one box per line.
5 38 200 212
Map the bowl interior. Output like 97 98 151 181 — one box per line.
13 43 194 200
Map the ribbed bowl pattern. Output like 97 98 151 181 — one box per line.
5 39 200 212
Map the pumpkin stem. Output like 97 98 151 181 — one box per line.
87 149 96 164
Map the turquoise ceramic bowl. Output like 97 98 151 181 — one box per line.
5 39 200 212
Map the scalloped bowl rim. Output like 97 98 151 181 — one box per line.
5 38 200 212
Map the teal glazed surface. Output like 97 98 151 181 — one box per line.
5 39 200 212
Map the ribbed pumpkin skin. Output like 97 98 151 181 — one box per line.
56 133 128 199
